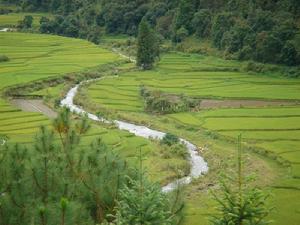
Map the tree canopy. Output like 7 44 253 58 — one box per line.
3 0 300 65
136 18 159 70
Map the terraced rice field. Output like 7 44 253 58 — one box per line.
0 32 187 185
0 32 119 89
169 107 300 224
87 53 300 114
0 12 52 28
0 31 119 141
85 53 300 225
0 99 50 141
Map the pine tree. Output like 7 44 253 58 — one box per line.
211 135 272 225
136 18 159 70
114 149 184 225
80 138 128 223
5 144 30 224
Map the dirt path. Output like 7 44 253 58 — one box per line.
199 99 299 109
10 99 57 118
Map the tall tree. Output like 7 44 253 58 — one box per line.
211 135 272 225
136 18 159 70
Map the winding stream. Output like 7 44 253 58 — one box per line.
61 77 208 192
1 25 208 191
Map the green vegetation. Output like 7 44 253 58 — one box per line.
140 86 198 114
17 14 33 29
0 32 118 90
0 12 52 28
211 135 271 225
161 133 180 146
136 18 159 70
0 109 183 224
0 31 187 187
86 53 300 115
82 53 300 225
0 54 9 62
0 1 299 224
114 159 183 225
2 0 299 66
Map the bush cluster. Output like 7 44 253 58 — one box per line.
0 55 9 62
140 86 199 114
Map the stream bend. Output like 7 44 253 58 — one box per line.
61 78 208 192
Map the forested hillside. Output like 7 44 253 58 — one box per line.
1 0 300 66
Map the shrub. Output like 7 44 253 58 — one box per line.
238 45 254 60
161 133 179 146
0 55 9 62
284 67 300 78
280 41 298 66
140 86 199 114
17 15 33 29
170 143 188 158
242 61 264 73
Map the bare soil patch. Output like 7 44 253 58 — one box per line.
10 99 57 118
199 99 299 109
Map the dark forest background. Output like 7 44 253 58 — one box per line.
2 0 300 66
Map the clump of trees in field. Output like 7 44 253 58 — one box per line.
0 108 183 225
17 15 33 29
140 86 199 114
38 15 101 44
4 0 299 67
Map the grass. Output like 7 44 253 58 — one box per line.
86 54 300 114
81 52 300 225
0 12 53 28
0 31 187 185
0 32 119 90
0 30 117 144
1 19 299 223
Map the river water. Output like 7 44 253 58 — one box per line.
61 77 208 192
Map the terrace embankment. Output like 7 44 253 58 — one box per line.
10 99 57 118
199 99 299 109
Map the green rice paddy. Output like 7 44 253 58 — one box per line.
0 12 52 28
84 53 300 225
0 31 119 141
0 32 119 89
87 53 300 114
0 32 187 185
1 16 299 223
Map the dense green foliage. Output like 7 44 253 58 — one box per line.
2 0 299 66
0 55 9 62
136 18 159 70
0 108 130 224
17 14 33 29
0 108 183 225
161 133 180 146
114 174 174 224
140 86 198 114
